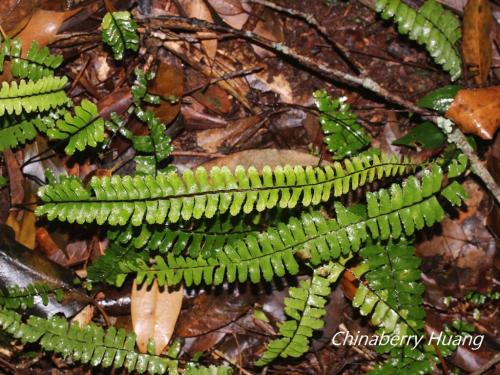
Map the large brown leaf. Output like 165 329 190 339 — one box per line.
131 280 183 355
148 63 184 125
445 86 500 140
462 0 493 84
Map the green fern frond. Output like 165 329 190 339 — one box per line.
314 90 371 159
376 0 461 80
0 176 6 188
370 346 435 375
115 163 467 287
0 308 232 374
109 213 271 259
46 99 105 155
132 69 161 105
86 244 149 286
0 112 57 151
0 283 63 311
101 11 140 60
0 76 69 116
352 242 425 339
36 154 417 225
4 39 64 80
256 261 347 366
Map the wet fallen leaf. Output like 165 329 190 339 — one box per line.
3 149 24 206
180 0 217 59
207 0 250 29
6 205 36 250
462 0 493 84
13 9 80 55
192 85 232 114
0 225 89 317
148 63 184 124
71 304 94 327
131 280 183 355
445 86 500 140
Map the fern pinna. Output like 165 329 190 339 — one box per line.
376 0 461 80
35 154 417 225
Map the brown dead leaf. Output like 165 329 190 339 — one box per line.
445 86 500 140
180 0 217 59
131 280 183 355
252 8 284 58
462 0 493 84
207 0 250 30
71 305 95 327
148 63 184 124
192 85 232 114
3 149 24 206
13 9 80 56
196 115 261 152
6 206 36 250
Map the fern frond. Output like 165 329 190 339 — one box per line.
101 11 140 60
36 154 417 225
256 261 347 366
370 346 435 375
376 0 461 80
132 68 161 105
352 242 425 339
86 244 149 286
0 308 232 374
3 39 64 80
109 213 271 259
314 90 371 159
0 176 6 188
46 99 105 155
0 76 69 116
116 163 467 287
0 112 57 151
0 283 63 311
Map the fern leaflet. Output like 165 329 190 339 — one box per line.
255 261 347 366
0 112 58 151
314 90 371 159
102 11 140 60
376 0 461 80
0 76 69 116
46 99 105 155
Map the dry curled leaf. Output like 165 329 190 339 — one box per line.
445 86 500 140
207 0 251 30
462 0 493 84
131 280 183 355
180 0 217 59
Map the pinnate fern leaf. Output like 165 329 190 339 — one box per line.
35 154 417 226
102 11 140 60
255 261 346 366
0 113 57 151
2 39 64 80
376 0 461 80
314 90 371 159
353 242 425 339
46 99 105 155
0 76 69 116
0 283 63 311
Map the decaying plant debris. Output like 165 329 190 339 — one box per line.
0 0 498 374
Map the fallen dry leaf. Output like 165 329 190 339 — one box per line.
462 0 493 84
13 9 80 56
207 0 250 30
445 86 500 140
148 63 184 124
131 280 183 355
3 149 24 206
251 8 284 58
180 0 217 60
192 85 232 114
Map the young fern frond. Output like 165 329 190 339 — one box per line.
35 154 417 226
0 112 57 151
255 261 347 366
101 11 140 60
376 0 461 80
0 76 69 116
314 90 371 159
46 99 105 155
0 283 64 311
352 242 425 339
114 163 467 287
